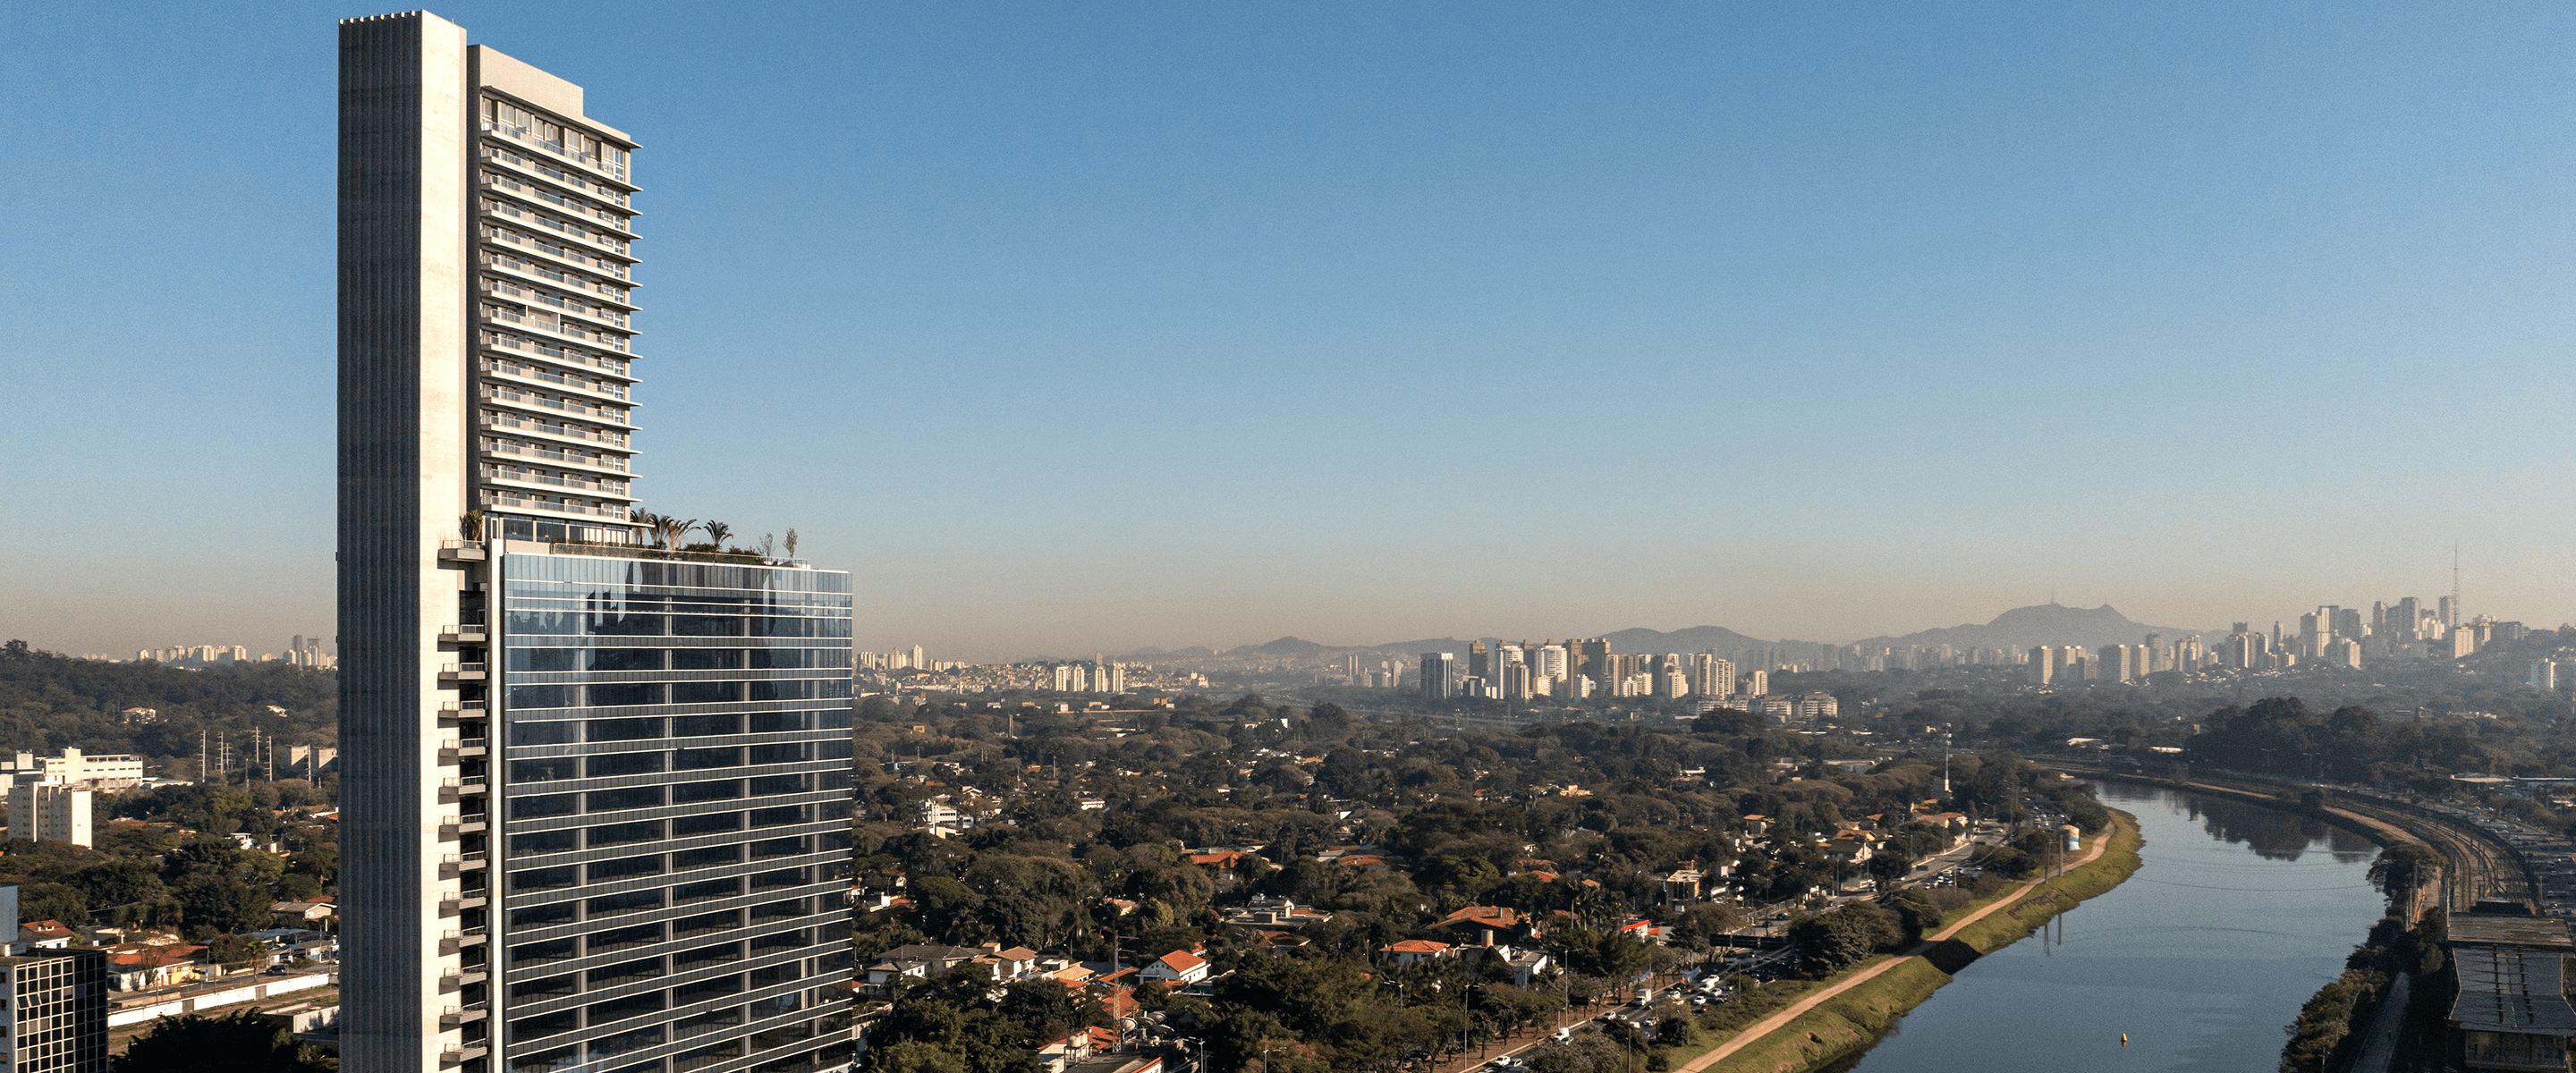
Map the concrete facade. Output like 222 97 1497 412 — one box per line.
4 785 92 849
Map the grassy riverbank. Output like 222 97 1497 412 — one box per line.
1673 810 2146 1073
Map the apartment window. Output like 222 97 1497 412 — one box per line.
587 821 663 848
673 714 741 737
509 974 578 1002
513 866 579 892
589 855 665 883
588 889 664 917
587 718 663 741
510 830 577 858
587 751 665 778
511 758 578 783
674 812 741 837
587 786 663 812
673 780 741 804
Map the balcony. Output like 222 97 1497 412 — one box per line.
436 968 487 992
437 701 487 722
436 539 487 562
480 307 633 358
457 737 488 757
437 1043 487 1065
480 252 633 308
479 384 630 426
480 123 630 183
437 624 487 645
480 437 630 475
437 663 487 682
438 1005 488 1027
480 224 631 280
479 356 628 400
478 411 627 449
479 491 630 521
479 173 637 236
480 197 630 256
481 464 628 497
437 776 487 803
481 277 631 327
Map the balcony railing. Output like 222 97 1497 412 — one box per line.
482 278 630 327
481 438 628 473
480 491 630 520
479 411 627 448
481 172 635 232
481 326 631 369
480 385 629 425
484 306 632 353
481 465 629 495
482 199 629 255
480 357 628 400
482 122 628 182
481 225 631 278
482 253 631 305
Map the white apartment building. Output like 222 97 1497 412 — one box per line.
0 749 143 790
4 784 92 849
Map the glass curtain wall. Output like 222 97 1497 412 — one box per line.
496 554 855 1073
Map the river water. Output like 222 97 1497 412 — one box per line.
1825 781 2389 1072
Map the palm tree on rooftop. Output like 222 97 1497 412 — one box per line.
702 521 733 550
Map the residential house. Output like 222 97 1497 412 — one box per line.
1378 940 1453 966
1138 950 1208 986
107 943 205 991
16 920 77 950
272 900 335 925
863 943 989 997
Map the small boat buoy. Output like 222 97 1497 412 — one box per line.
2121 1034 2129 1046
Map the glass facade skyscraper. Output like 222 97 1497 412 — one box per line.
491 555 855 1073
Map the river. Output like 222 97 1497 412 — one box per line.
1822 781 2390 1072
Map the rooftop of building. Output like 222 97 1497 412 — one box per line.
2452 946 2576 1036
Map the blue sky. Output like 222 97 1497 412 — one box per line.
5 2 2574 661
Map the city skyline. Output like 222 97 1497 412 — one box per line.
14 4 2576 663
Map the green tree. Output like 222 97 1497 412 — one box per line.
19 883 87 925
114 1010 334 1072
176 875 274 936
1786 902 1901 975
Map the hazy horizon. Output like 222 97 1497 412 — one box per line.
10 3 2576 664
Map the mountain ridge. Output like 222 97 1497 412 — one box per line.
1109 604 2214 662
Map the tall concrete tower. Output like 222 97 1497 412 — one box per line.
340 13 854 1073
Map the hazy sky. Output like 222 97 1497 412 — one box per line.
6 3 2575 663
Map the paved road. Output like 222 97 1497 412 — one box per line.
1670 822 2117 1073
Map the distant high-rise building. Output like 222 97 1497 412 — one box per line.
1742 670 1767 697
1501 663 1532 701
2029 646 2057 686
1537 644 1568 681
2532 659 2558 691
1419 653 1454 700
1467 639 1489 680
1575 638 1610 683
2394 597 2420 640
2439 596 2460 629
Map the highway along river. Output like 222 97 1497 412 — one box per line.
1824 781 2388 1073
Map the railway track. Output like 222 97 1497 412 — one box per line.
2037 759 2534 911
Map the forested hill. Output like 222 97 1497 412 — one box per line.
0 640 336 775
